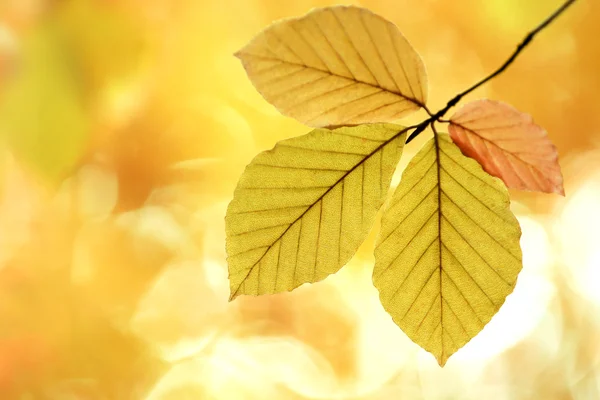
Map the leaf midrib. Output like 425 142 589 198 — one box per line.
433 130 446 364
239 52 424 108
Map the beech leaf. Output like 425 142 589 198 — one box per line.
235 6 428 127
448 99 564 195
226 124 407 300
373 133 523 366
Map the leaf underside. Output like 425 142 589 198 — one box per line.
236 5 428 127
226 124 407 300
373 133 523 366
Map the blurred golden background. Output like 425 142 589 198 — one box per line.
0 0 598 398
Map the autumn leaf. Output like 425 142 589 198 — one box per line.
235 6 427 127
373 133 522 366
448 99 564 195
226 124 407 300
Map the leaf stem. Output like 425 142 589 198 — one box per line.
422 104 435 117
406 0 577 144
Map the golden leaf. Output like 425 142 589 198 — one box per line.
235 6 427 127
373 133 522 366
226 124 408 300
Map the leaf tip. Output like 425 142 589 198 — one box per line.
228 281 241 301
437 354 448 367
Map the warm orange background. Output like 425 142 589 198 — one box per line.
0 0 598 399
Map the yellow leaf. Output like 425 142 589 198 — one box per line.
235 6 427 127
373 133 522 366
226 124 408 300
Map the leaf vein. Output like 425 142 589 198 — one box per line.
440 190 520 260
377 184 437 248
439 164 513 225
441 215 512 287
441 243 497 308
439 148 504 194
377 207 437 279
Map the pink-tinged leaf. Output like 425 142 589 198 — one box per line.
448 99 564 196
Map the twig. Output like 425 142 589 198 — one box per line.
406 0 577 144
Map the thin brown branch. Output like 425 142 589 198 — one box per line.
407 0 578 144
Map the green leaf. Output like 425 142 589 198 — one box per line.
373 133 522 366
0 24 89 183
226 124 408 300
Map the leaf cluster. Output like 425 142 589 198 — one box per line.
226 4 572 365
